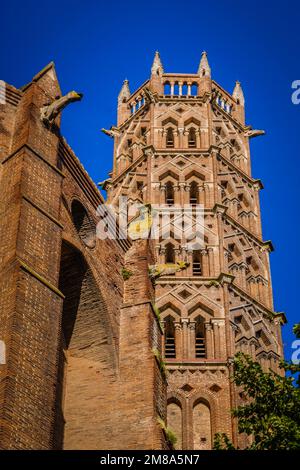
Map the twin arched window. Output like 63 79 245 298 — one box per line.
163 315 206 359
165 127 197 148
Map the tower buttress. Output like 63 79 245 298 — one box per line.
198 51 212 96
232 80 245 124
117 79 131 126
150 51 164 94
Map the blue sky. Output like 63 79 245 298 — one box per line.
1 0 299 359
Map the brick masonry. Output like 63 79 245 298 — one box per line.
0 63 167 450
0 55 285 450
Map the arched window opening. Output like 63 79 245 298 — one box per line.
182 83 188 96
164 82 171 95
164 315 176 358
195 316 206 358
165 181 175 205
193 400 212 449
188 128 197 148
166 128 175 148
191 83 198 96
192 250 202 275
165 242 175 264
174 83 179 95
167 400 182 449
190 181 199 205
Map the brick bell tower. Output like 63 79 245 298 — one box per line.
104 51 285 450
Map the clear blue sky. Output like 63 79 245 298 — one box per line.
1 0 299 359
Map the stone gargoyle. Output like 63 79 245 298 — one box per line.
244 128 265 138
148 261 189 279
40 91 83 126
101 126 120 138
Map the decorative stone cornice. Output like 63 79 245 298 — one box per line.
217 272 235 285
213 203 228 215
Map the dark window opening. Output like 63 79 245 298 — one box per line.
195 316 206 358
164 316 176 358
166 128 175 148
192 250 202 276
190 181 199 205
165 181 175 205
188 128 197 148
165 242 175 264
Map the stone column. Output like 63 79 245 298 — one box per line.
212 320 221 359
207 247 215 277
199 185 205 205
174 248 181 276
178 128 184 148
188 322 196 359
174 184 181 205
203 183 210 207
179 182 186 206
185 184 191 205
182 319 189 360
186 249 193 276
178 82 183 96
160 184 166 205
174 322 182 360
205 322 214 359
201 249 209 276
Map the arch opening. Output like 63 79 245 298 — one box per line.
167 400 182 449
193 400 212 449
53 241 115 449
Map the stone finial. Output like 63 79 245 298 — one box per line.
151 51 164 76
198 51 211 78
118 79 131 104
232 80 245 106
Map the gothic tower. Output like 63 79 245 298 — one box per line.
104 51 285 450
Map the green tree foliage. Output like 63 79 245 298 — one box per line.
214 324 300 450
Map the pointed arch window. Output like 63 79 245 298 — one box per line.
192 250 202 276
166 128 175 148
195 316 206 358
165 242 175 264
190 181 199 205
188 128 197 148
164 315 176 358
165 181 175 205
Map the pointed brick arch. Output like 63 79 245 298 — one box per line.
188 390 218 450
54 240 117 449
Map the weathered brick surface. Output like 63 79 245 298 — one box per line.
0 56 283 450
0 64 166 450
